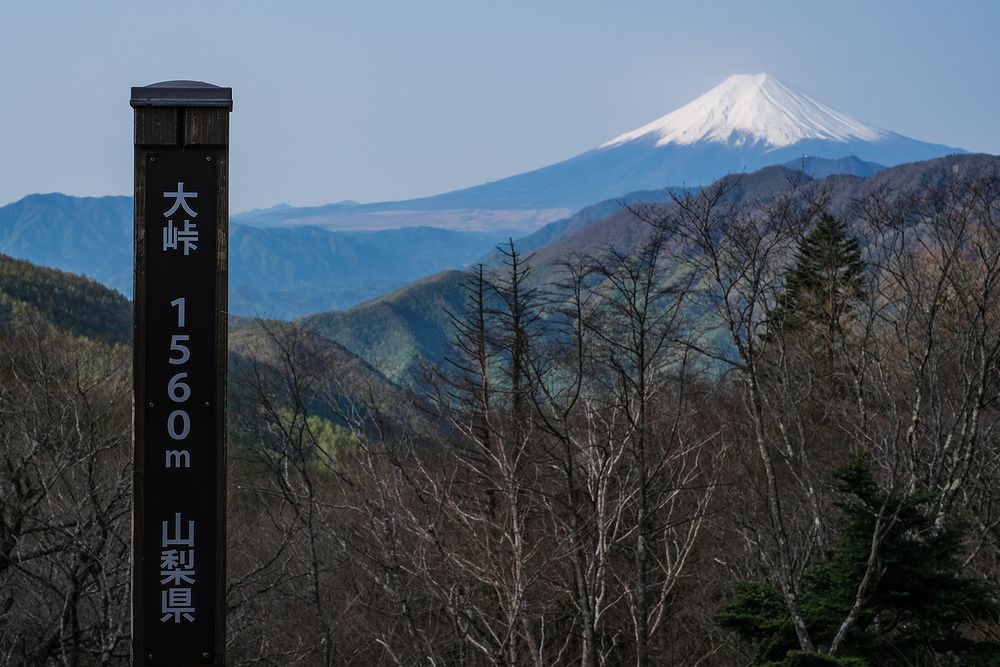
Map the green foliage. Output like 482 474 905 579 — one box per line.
0 253 131 343
716 581 798 662
305 413 363 467
770 213 865 339
302 270 468 383
718 458 1000 665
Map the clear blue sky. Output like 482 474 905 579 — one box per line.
1 1 997 212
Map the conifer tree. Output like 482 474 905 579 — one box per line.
717 458 1000 666
770 213 865 342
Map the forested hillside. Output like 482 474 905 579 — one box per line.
302 269 469 382
3 157 1000 664
0 194 517 318
252 159 1000 663
0 252 130 342
312 155 1000 385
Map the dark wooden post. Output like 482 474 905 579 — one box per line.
131 81 231 666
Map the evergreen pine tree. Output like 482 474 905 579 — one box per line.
717 458 1000 666
770 213 865 342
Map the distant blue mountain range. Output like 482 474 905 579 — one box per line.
0 73 966 321
0 193 512 318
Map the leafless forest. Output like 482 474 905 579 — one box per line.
3 168 1000 665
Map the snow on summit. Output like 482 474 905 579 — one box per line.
602 73 889 149
313 73 958 211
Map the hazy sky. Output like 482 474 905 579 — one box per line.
2 1 998 212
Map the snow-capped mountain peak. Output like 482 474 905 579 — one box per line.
602 73 890 149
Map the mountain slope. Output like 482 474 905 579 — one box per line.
603 73 887 147
530 154 1000 271
0 193 134 295
379 73 959 211
229 225 511 316
302 271 469 382
0 253 131 343
231 202 567 235
229 320 445 446
247 73 962 228
0 194 511 318
476 155 883 269
306 154 1000 383
508 155 884 260
781 155 885 179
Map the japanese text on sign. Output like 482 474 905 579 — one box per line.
163 182 199 255
140 149 219 662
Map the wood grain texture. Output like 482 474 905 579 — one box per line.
135 108 179 146
185 109 229 146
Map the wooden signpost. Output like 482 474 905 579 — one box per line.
131 81 232 666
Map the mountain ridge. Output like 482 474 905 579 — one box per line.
240 73 962 220
0 194 515 318
303 154 1000 383
0 252 131 343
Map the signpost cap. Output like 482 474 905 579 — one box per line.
130 80 233 110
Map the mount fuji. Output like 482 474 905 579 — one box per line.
397 73 963 211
